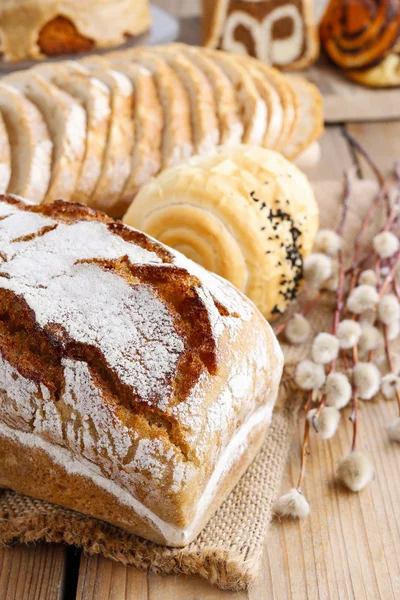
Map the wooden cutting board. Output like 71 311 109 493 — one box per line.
305 56 400 124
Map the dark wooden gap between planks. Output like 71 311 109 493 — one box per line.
60 547 80 600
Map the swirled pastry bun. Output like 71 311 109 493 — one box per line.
123 145 319 320
346 52 400 87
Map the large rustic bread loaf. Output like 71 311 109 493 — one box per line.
0 194 283 547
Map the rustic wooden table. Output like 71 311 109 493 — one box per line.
1 10 400 600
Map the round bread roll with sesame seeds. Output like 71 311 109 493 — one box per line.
123 145 319 320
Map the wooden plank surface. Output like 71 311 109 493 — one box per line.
0 545 68 600
306 58 400 124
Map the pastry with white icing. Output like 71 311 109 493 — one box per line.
123 145 319 320
203 0 319 70
0 83 52 202
0 194 283 546
0 0 151 62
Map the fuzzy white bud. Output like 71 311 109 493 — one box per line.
378 294 400 326
322 260 339 292
380 266 390 277
307 406 341 439
325 372 352 408
347 285 379 314
375 351 400 376
273 488 310 518
337 451 374 492
387 319 400 341
314 229 342 256
358 321 382 353
337 319 362 349
312 332 340 364
373 231 399 259
295 360 326 390
387 417 400 442
303 253 332 288
353 362 381 399
285 313 311 345
381 373 400 399
359 269 378 287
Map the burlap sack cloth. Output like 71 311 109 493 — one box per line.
0 179 386 591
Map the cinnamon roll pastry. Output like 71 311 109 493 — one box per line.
123 145 319 320
320 0 400 86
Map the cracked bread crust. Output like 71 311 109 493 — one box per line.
0 195 283 545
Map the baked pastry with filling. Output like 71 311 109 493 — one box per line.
203 0 319 69
0 0 151 62
320 0 400 87
123 145 319 320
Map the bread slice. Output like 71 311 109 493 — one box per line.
109 49 193 169
0 113 11 194
78 57 135 215
33 61 111 206
282 76 324 160
242 58 298 152
176 44 243 146
106 62 163 214
0 83 52 203
149 45 220 155
235 57 283 150
203 48 267 146
4 71 86 203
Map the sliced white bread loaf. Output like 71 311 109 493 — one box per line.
33 61 111 206
282 76 324 160
151 45 220 155
4 72 86 203
109 49 193 169
176 44 243 146
0 83 52 203
203 48 267 146
108 62 163 214
0 113 11 194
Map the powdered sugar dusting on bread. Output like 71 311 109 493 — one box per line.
5 261 184 406
0 202 252 413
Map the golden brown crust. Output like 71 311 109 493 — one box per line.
0 415 268 546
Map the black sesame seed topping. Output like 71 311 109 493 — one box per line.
250 191 259 202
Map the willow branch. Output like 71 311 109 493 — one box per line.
297 390 313 492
